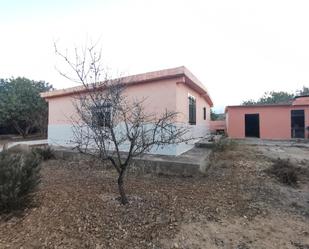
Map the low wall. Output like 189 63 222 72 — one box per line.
129 158 201 176
209 120 226 133
53 148 206 177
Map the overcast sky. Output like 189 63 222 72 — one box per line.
1 0 309 112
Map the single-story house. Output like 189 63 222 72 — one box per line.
225 95 309 139
41 66 213 155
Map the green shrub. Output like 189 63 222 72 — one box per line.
33 146 55 160
266 158 298 186
0 151 41 212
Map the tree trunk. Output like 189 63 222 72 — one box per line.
118 169 128 205
23 126 31 138
12 122 26 138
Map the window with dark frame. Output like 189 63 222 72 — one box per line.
91 102 112 128
188 95 196 125
203 107 206 120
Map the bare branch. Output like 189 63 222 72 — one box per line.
55 42 193 204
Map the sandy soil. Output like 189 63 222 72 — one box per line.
0 143 308 249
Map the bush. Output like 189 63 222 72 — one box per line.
213 138 237 152
266 158 298 186
33 146 55 160
0 151 41 212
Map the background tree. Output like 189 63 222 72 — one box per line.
242 86 308 106
258 91 294 104
296 86 309 96
55 43 192 204
242 99 257 106
0 78 53 137
210 109 220 120
242 91 294 105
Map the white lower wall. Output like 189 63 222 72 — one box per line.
48 123 209 156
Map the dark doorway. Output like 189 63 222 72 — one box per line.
291 110 305 138
245 114 260 138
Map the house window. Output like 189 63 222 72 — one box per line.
91 102 111 128
188 95 196 125
203 107 206 120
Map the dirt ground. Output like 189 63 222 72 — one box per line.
0 143 308 249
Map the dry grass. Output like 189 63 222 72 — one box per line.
265 158 299 186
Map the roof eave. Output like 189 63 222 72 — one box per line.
41 66 214 107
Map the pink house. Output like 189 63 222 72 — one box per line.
226 95 309 140
41 66 213 155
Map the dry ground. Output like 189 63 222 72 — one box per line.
0 143 308 249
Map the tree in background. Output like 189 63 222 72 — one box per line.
296 86 309 96
242 99 257 106
242 91 294 105
210 109 220 121
0 78 53 137
242 86 308 105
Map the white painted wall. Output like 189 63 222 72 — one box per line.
47 123 205 156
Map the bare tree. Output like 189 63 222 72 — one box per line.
55 43 191 204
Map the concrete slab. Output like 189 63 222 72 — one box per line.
234 138 309 148
53 145 213 176
195 135 222 148
0 139 48 152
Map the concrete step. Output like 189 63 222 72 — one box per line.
195 141 215 148
53 146 212 177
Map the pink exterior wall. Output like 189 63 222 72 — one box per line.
227 105 309 139
48 78 179 125
209 120 226 133
48 96 78 125
47 76 211 126
125 78 178 117
176 81 211 127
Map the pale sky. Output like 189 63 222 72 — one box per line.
1 0 309 112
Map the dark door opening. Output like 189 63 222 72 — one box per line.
245 114 260 138
291 110 305 138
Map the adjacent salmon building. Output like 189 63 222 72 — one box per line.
226 95 309 139
41 66 213 155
